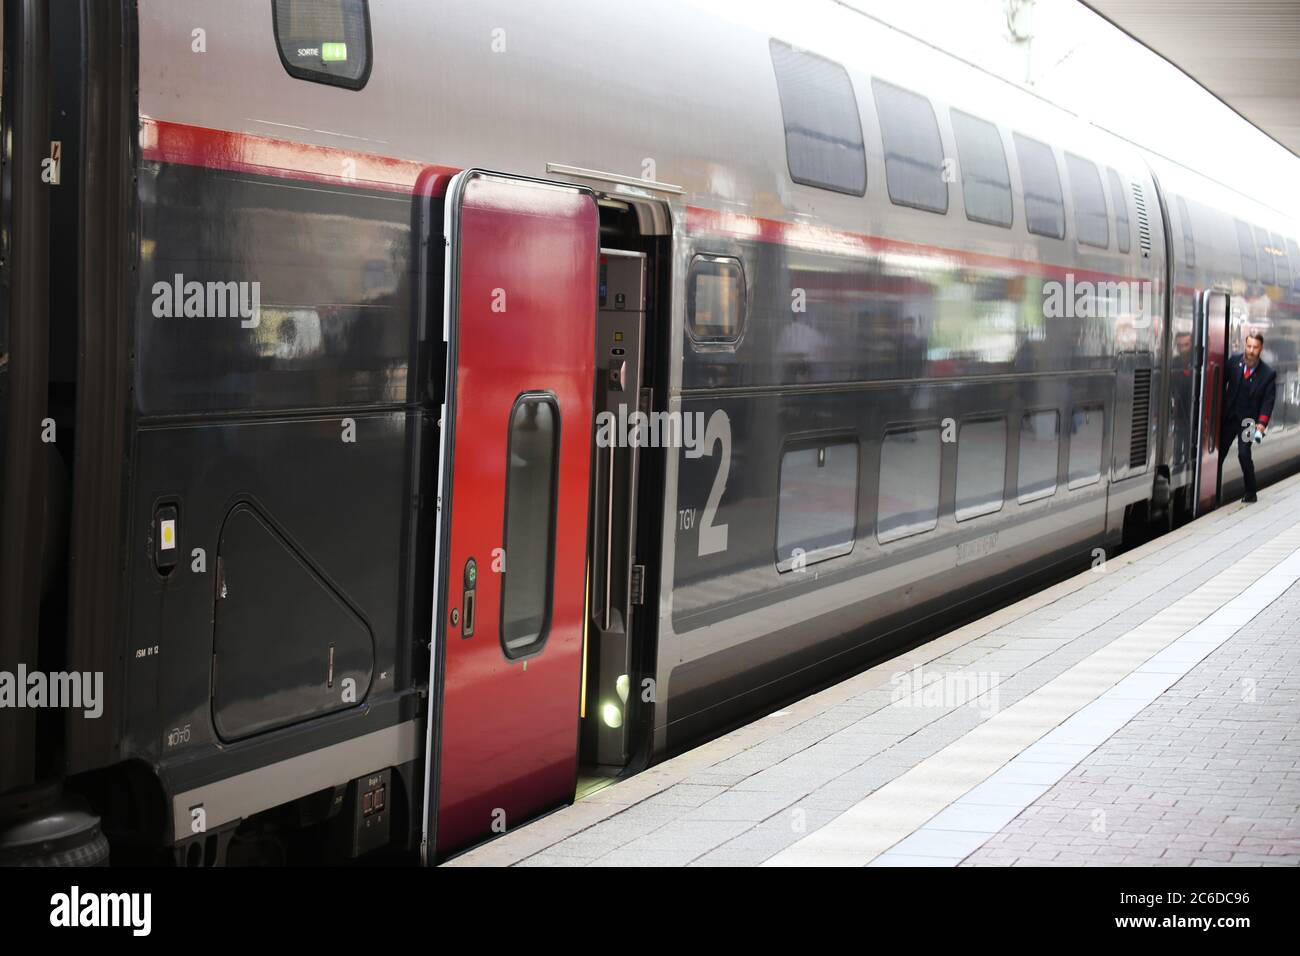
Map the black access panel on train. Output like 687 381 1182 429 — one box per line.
586 249 648 767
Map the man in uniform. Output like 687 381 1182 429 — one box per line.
1221 331 1276 503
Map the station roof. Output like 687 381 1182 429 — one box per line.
1082 0 1300 157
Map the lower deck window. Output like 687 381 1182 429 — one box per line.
1018 409 1060 502
776 441 859 571
956 418 1006 521
1068 404 1104 488
877 427 941 543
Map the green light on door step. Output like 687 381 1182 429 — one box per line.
321 42 348 62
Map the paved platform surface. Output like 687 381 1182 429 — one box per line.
450 474 1300 867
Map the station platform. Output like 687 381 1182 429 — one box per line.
451 475 1300 867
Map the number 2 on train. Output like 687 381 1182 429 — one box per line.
698 409 731 557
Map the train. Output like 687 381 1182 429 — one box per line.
1 0 1297 866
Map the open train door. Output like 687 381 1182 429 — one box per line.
421 171 598 862
1192 289 1230 516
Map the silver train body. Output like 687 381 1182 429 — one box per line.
3 0 1297 862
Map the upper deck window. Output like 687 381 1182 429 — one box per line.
1013 133 1065 240
951 110 1012 227
1236 220 1258 283
273 0 372 90
1107 168 1131 254
1065 154 1108 249
1255 226 1276 286
769 40 867 196
873 80 948 214
1177 196 1196 270
1276 234 1293 290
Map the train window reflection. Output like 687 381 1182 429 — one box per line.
1108 168 1131 254
951 110 1012 227
1013 133 1065 240
1017 409 1059 503
500 395 559 659
877 427 941 544
1177 196 1196 270
272 0 372 90
1236 220 1258 283
1268 234 1289 290
1272 233 1290 290
1255 226 1275 286
956 418 1006 521
873 79 948 214
776 440 859 572
1068 404 1104 489
769 40 867 196
1287 238 1300 291
1066 154 1109 249
687 255 746 345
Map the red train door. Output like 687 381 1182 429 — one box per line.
422 171 597 862
1194 290 1230 516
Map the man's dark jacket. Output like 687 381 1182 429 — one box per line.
1223 353 1277 435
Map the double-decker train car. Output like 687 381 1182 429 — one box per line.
1 0 1298 865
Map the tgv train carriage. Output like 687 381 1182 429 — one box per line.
1 0 1297 865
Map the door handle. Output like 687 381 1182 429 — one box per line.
462 557 477 639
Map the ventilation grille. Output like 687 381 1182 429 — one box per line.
1130 368 1152 469
1132 183 1152 257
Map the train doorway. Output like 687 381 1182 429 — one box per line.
1193 289 1230 516
422 170 599 862
578 195 672 796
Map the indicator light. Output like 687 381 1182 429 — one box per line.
321 42 348 62
602 702 623 729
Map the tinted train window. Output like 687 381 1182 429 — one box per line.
878 427 941 544
769 40 867 196
1013 134 1065 239
1288 238 1300 291
1018 409 1059 503
951 110 1011 227
956 418 1006 521
873 80 948 214
500 395 559 659
687 255 746 345
1068 404 1104 488
1107 168 1131 254
1176 196 1196 270
273 0 372 90
776 441 859 572
1236 220 1258 282
1065 154 1108 248
1255 226 1275 285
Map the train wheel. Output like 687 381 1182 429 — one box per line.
0 804 109 867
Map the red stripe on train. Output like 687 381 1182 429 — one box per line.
140 117 1156 284
684 206 1153 285
139 117 452 195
